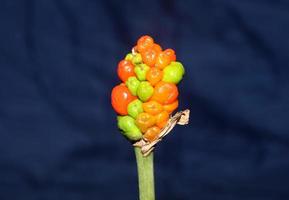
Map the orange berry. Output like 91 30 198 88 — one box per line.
141 48 158 67
146 67 163 86
155 51 171 69
135 112 156 133
137 35 154 53
164 48 176 61
155 111 169 129
163 100 179 114
143 100 163 115
153 43 162 53
151 81 179 104
144 126 161 142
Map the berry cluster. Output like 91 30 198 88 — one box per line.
111 35 185 142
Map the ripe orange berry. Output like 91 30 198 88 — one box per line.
141 48 158 67
163 100 179 114
135 112 156 133
137 35 154 53
143 100 163 115
146 67 163 86
155 51 171 69
153 43 162 53
144 126 161 142
155 111 169 129
151 81 179 104
164 48 176 61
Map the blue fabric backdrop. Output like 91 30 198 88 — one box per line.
0 0 289 199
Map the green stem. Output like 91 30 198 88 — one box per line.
134 147 155 200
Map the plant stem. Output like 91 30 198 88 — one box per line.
134 147 155 200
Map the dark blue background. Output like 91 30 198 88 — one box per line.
1 0 289 199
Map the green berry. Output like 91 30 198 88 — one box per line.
137 81 154 102
117 116 142 141
162 62 185 84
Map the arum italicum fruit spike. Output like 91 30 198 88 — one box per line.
111 35 188 200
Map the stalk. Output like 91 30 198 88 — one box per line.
134 147 155 200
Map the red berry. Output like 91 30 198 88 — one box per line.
117 60 135 82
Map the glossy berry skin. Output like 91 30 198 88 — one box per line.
111 84 136 115
135 112 156 133
146 67 163 86
137 35 154 53
142 100 163 115
153 43 162 53
155 51 171 69
164 49 176 62
117 116 142 141
127 99 143 119
141 48 158 67
151 81 179 104
155 111 169 128
117 60 135 82
132 53 142 65
137 81 154 102
134 64 150 81
144 126 161 142
162 61 185 84
125 53 133 61
126 76 140 96
163 100 178 114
